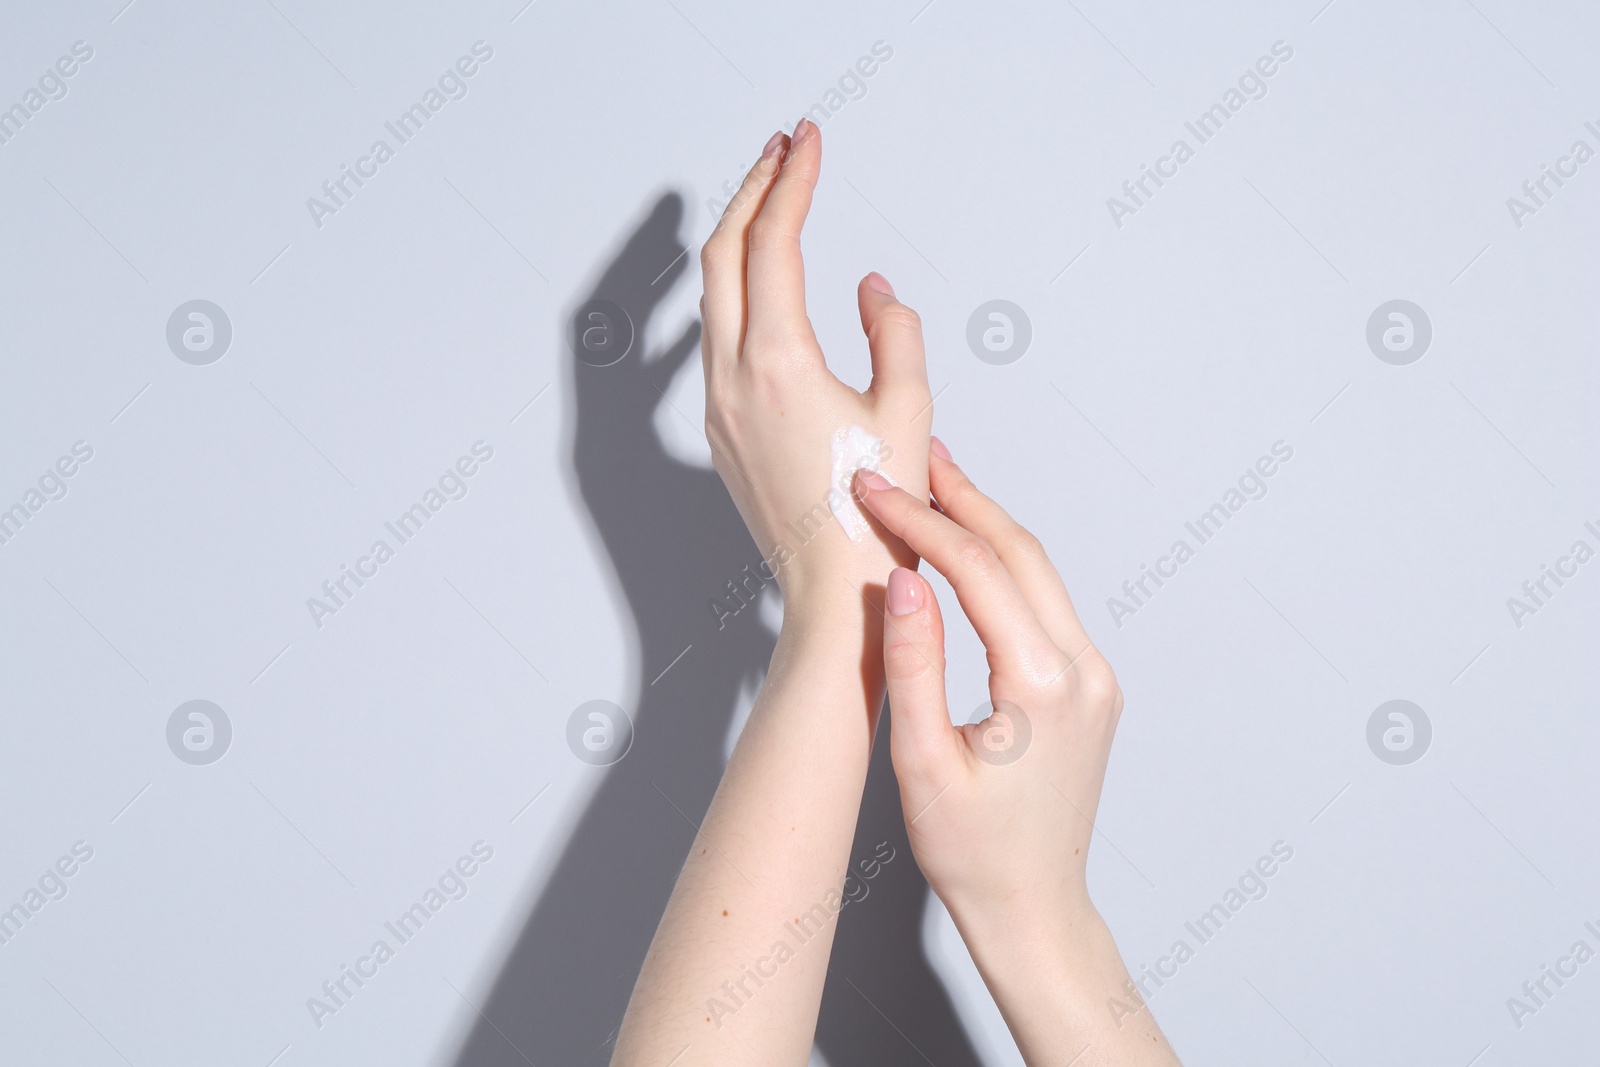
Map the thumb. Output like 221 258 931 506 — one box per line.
859 274 931 421
882 567 960 788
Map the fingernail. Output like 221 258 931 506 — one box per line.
855 468 892 491
793 117 816 143
865 271 895 298
887 568 922 616
761 130 785 158
930 436 952 462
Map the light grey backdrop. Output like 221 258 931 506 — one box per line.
1 0 1595 1065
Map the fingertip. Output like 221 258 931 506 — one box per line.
854 468 892 492
852 469 891 521
761 135 789 175
781 117 822 176
887 567 923 616
710 132 787 236
858 271 928 418
930 436 952 462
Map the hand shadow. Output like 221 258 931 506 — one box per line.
448 191 984 1067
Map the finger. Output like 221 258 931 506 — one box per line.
855 471 1062 677
858 273 931 420
928 438 1092 657
880 567 962 786
745 118 822 345
700 130 788 359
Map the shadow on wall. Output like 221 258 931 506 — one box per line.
449 191 984 1067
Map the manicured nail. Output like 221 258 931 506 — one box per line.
792 117 816 144
930 436 951 462
855 468 892 491
865 271 895 298
887 568 922 616
761 130 786 158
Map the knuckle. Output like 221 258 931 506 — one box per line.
871 303 923 337
942 470 984 509
952 534 998 574
1000 525 1048 566
749 369 787 407
746 217 792 253
747 348 805 390
884 639 939 684
898 504 940 544
775 155 818 191
1077 659 1123 717
701 228 741 272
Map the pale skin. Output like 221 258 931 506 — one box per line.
610 120 1180 1066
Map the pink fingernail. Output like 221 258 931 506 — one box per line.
793 117 816 144
865 272 895 297
856 469 892 491
760 130 785 158
930 436 952 462
887 568 922 616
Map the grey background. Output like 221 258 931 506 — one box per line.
1 0 1595 1064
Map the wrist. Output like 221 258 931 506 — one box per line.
950 894 1120 1011
773 554 897 636
950 890 1101 966
761 573 889 707
758 504 909 621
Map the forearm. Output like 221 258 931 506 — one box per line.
952 901 1181 1067
612 586 883 1066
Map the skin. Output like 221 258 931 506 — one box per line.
611 120 1179 1066
610 119 931 1067
855 457 1182 1065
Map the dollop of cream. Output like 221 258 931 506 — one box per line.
829 425 892 540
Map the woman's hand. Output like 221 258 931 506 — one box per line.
700 120 932 613
854 443 1181 1065
612 125 939 1067
855 439 1120 922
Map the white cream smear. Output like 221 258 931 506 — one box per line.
829 424 892 540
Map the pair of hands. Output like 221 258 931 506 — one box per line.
698 119 1124 934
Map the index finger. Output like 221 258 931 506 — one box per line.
855 472 1064 680
928 444 1092 658
700 130 788 359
